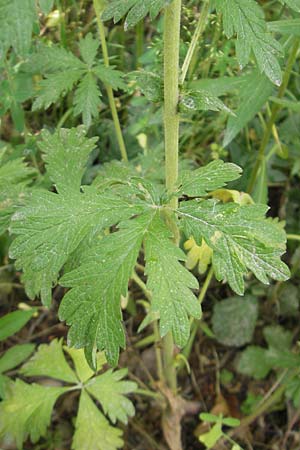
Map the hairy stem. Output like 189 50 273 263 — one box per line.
247 38 300 193
180 0 210 85
163 0 182 393
93 0 128 162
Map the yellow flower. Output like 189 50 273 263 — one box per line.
184 237 213 274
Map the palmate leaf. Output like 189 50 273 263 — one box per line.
102 0 171 29
28 35 126 126
9 128 142 307
179 200 290 295
144 213 201 347
59 211 157 367
215 0 283 85
0 340 136 450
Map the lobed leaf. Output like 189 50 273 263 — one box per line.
73 73 102 128
178 159 242 197
9 128 141 307
20 339 78 384
179 200 290 295
102 0 171 29
0 380 67 448
144 212 201 347
59 211 156 367
215 0 283 85
72 391 123 450
86 368 137 424
179 90 231 114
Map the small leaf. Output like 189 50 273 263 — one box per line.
0 344 35 373
179 160 242 197
72 391 123 450
0 0 36 56
0 309 37 341
73 73 102 127
237 346 270 379
0 380 67 448
130 71 163 102
94 65 127 90
59 211 157 367
212 295 258 347
86 368 137 424
64 347 106 383
180 90 231 114
79 33 99 67
199 422 223 448
20 339 78 384
263 325 293 351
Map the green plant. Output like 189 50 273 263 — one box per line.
1 0 300 449
198 413 242 449
0 339 136 449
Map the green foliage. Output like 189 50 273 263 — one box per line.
144 212 200 347
279 0 300 12
179 201 289 295
8 125 290 366
237 325 300 379
0 339 136 450
0 149 36 235
215 0 283 85
0 380 67 448
0 309 37 340
102 0 171 29
223 71 274 147
0 344 35 398
130 71 163 102
0 0 36 57
59 212 158 367
179 90 231 114
212 295 258 347
199 413 241 449
27 34 126 127
178 159 242 197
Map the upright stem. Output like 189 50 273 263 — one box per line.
163 0 182 392
247 38 300 193
93 0 128 162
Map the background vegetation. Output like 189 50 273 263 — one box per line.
0 0 300 449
